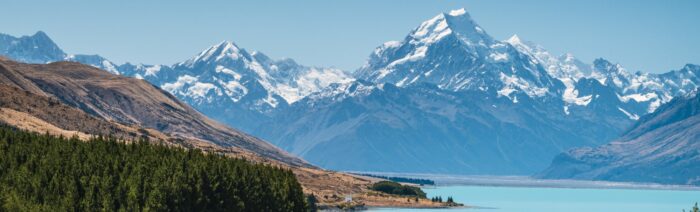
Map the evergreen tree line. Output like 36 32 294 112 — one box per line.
357 174 435 185
0 125 308 211
430 196 453 203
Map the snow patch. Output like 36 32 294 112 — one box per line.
383 41 402 48
101 60 119 75
272 68 352 103
411 13 454 44
374 41 402 55
498 72 549 98
497 87 516 97
215 65 242 80
222 80 248 102
162 75 198 93
617 93 658 103
648 99 662 113
388 46 428 67
561 78 592 106
490 52 508 61
144 65 161 77
618 107 640 120
188 82 219 98
448 8 467 16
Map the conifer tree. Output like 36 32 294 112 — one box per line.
0 125 307 211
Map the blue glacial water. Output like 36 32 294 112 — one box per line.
372 185 700 212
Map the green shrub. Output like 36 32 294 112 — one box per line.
369 181 426 198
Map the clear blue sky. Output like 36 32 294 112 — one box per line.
1 0 698 73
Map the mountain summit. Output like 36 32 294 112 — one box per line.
178 40 248 68
409 8 494 47
0 31 65 63
356 9 560 102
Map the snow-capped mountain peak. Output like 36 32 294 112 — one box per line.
209 40 244 59
179 40 250 68
505 34 591 80
65 54 121 75
162 40 353 110
591 58 632 87
502 36 681 115
505 34 538 54
358 8 559 101
28 31 53 45
250 50 274 65
410 8 492 46
448 8 467 16
506 34 522 45
355 8 699 120
593 58 626 74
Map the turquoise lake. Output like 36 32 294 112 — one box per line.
372 185 700 211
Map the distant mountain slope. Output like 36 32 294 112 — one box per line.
538 90 700 185
0 57 305 166
257 80 630 174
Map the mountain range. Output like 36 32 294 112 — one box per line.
539 90 700 185
0 31 352 133
1 8 698 175
261 9 699 174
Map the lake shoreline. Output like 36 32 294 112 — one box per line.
370 184 700 211
366 205 474 211
349 171 700 191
